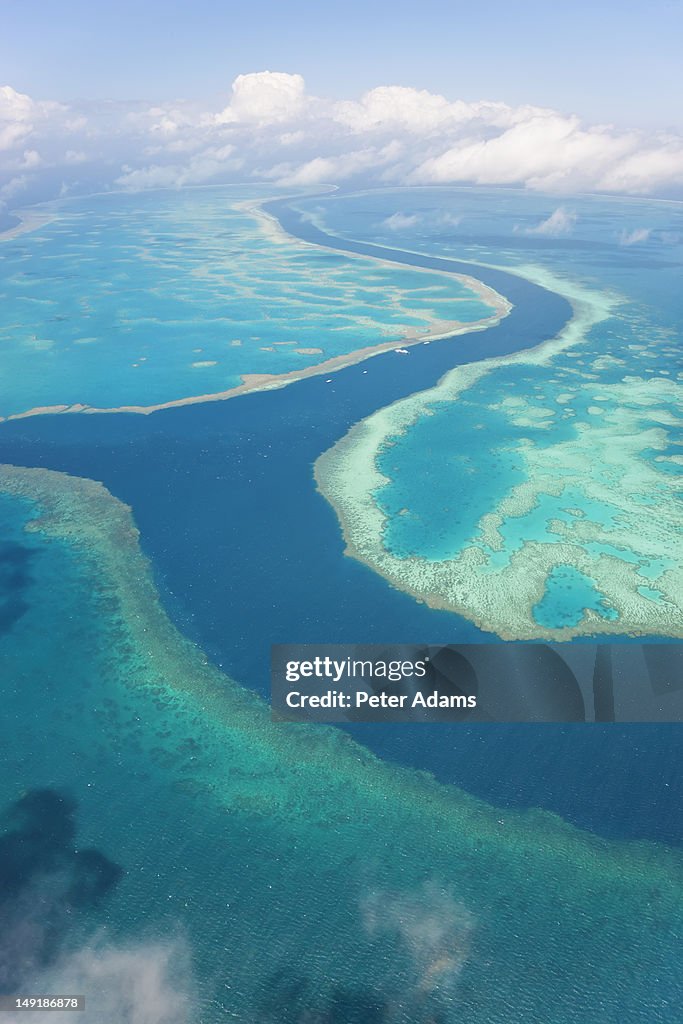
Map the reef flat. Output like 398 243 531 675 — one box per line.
0 207 56 240
0 186 508 420
0 461 681 1021
316 257 682 641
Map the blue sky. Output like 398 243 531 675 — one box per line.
3 0 682 130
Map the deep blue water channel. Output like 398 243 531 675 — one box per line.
1 200 679 845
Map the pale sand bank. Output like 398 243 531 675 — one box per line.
0 208 55 241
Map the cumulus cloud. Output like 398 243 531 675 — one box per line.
602 143 683 193
215 71 307 124
0 122 30 152
0 174 30 201
16 937 193 1024
412 113 643 192
0 86 42 150
0 85 35 120
264 143 399 187
362 882 475 1000
437 211 462 227
0 84 93 216
0 85 66 151
521 206 577 236
619 226 652 245
0 790 192 1024
115 145 239 190
1 73 682 212
382 211 421 230
334 85 552 134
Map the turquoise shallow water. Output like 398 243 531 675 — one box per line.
0 476 681 1023
302 189 682 631
533 565 619 628
0 186 493 417
0 187 681 1021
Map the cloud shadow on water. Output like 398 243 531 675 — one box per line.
0 789 123 994
0 541 34 636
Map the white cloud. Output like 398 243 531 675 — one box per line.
596 142 683 192
271 155 336 185
334 85 552 134
19 149 42 168
437 211 462 228
381 212 421 230
215 71 307 124
64 115 88 132
362 883 475 998
19 937 193 1024
0 174 30 202
0 85 35 151
115 145 238 190
271 146 391 186
619 227 651 245
0 85 36 123
336 86 462 133
1 75 682 208
0 121 31 151
412 113 644 192
522 206 577 236
279 129 305 145
0 84 66 151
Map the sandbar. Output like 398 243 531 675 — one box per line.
0 208 55 241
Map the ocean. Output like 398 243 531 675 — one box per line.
0 185 680 1021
